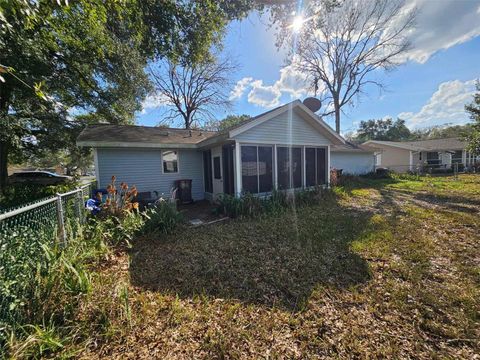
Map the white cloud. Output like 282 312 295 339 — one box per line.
229 77 254 100
141 93 168 114
398 79 477 128
276 64 309 98
393 0 480 63
231 63 309 108
247 80 282 108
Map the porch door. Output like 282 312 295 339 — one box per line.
222 144 235 195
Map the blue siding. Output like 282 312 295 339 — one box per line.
331 152 375 175
96 148 204 200
234 110 331 145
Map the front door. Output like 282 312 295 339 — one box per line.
211 146 223 199
222 144 235 195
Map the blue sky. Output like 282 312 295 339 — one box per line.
137 0 480 134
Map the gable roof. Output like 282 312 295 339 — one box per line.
331 141 375 153
195 100 346 148
77 100 347 149
363 138 467 152
225 100 345 145
402 138 467 151
77 124 216 148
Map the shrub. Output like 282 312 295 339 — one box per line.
0 225 96 354
217 186 330 218
141 200 183 235
99 176 139 218
0 182 79 210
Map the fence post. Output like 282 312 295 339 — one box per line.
76 188 83 224
56 193 67 246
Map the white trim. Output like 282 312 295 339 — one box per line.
327 145 331 186
237 140 330 147
234 141 242 197
161 150 179 174
273 144 278 189
409 151 413 171
93 148 100 188
302 146 306 188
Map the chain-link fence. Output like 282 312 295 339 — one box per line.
374 162 479 175
0 183 92 246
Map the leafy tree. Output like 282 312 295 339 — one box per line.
0 1 150 192
353 118 412 142
411 124 473 140
465 82 480 155
204 114 251 131
0 0 260 192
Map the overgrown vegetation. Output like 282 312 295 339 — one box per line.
0 183 183 358
217 187 332 218
0 181 79 210
2 174 479 358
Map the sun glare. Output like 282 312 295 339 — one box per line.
292 15 304 32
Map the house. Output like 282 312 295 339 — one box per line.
76 100 375 201
363 138 479 173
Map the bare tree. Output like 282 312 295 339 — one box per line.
149 58 235 129
274 0 416 133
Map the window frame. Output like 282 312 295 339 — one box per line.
161 150 179 174
240 144 274 194
213 156 222 179
304 145 328 187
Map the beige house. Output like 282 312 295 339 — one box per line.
363 138 479 173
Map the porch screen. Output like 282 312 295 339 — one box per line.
305 147 327 186
277 147 302 189
452 150 463 164
426 152 440 165
241 145 273 194
203 150 213 193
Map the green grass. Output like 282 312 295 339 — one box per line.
5 174 480 359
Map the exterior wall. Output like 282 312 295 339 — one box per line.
234 110 331 145
376 146 411 172
232 110 335 195
331 152 375 175
96 148 205 200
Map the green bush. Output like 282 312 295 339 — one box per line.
141 201 183 235
0 225 95 354
217 187 330 218
0 186 183 357
0 182 79 210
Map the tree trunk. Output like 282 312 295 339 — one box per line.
0 84 11 194
0 141 8 193
333 96 341 134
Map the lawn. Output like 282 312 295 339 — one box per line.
50 175 480 358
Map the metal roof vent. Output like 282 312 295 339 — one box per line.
303 97 322 113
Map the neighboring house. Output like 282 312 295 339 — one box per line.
363 138 479 173
77 100 375 201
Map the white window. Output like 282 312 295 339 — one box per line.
162 150 178 173
375 153 382 166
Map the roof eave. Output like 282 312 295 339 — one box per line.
76 140 199 149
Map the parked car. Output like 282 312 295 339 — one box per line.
9 171 72 186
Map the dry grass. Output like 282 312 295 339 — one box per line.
68 174 479 359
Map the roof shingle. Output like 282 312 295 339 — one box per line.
77 124 217 146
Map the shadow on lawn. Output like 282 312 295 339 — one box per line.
130 196 380 311
384 188 480 214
